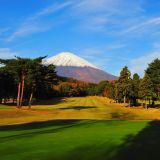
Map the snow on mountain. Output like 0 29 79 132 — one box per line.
43 52 117 83
43 52 98 69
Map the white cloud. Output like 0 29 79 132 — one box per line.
72 0 143 15
7 1 73 41
32 1 73 18
130 51 160 76
70 1 160 37
0 48 18 59
71 0 144 34
72 0 112 14
105 43 126 50
7 23 51 42
6 0 147 41
80 16 109 32
121 17 160 35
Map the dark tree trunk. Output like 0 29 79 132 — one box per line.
28 92 33 109
149 99 151 106
17 82 21 108
152 100 155 107
134 98 137 106
20 76 25 107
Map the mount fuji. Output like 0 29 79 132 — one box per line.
43 52 117 83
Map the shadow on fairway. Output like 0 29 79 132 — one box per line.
59 106 97 110
0 119 81 131
0 119 89 143
113 120 160 160
32 97 67 105
1 97 68 107
66 121 160 160
153 104 160 108
1 120 160 160
111 112 136 120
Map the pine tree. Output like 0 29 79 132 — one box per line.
0 56 57 108
145 58 160 101
131 73 140 106
0 57 29 107
139 74 156 106
117 66 132 103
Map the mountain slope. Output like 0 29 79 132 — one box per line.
44 52 117 83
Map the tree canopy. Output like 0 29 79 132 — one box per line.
0 56 57 108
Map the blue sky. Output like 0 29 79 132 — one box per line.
0 0 160 76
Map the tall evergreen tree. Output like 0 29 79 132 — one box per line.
116 66 132 103
0 56 57 108
0 57 31 107
131 73 140 106
27 62 57 107
139 74 156 106
145 58 160 101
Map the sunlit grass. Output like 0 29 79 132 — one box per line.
1 96 160 126
1 97 160 159
0 120 149 160
0 105 13 109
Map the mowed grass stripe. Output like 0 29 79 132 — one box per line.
1 96 160 126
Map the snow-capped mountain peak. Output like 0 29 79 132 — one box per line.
43 52 117 83
43 52 98 69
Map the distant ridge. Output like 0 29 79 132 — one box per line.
44 52 117 83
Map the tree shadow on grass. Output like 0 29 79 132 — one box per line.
0 120 96 143
59 106 97 110
153 104 160 108
1 97 68 107
111 112 137 120
65 121 160 160
32 97 67 105
1 120 160 160
65 143 118 160
113 120 160 160
0 119 81 131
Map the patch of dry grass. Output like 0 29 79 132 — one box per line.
1 96 160 125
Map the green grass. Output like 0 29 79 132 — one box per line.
1 97 160 159
0 105 13 109
1 120 159 160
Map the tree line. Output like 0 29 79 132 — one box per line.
0 57 57 108
86 58 160 107
0 57 160 108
